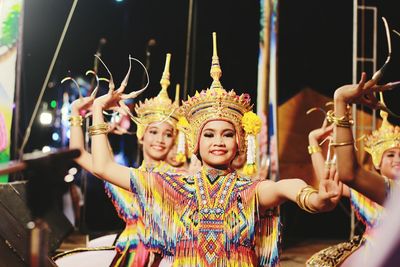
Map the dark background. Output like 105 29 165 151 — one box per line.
13 0 400 242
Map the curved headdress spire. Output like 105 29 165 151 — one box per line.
364 93 400 168
180 33 261 173
134 53 179 139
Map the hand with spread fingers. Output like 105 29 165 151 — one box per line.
333 72 400 109
71 96 95 116
315 167 343 212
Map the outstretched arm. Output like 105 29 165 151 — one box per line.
69 97 95 172
308 122 350 197
91 91 131 190
333 72 396 204
257 168 342 212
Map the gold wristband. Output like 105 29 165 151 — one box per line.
326 110 353 128
308 145 322 155
296 185 318 213
330 141 354 147
69 115 83 127
89 123 109 136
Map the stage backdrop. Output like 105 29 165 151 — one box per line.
0 0 22 182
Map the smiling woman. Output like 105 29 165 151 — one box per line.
88 32 343 266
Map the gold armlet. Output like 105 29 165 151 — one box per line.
89 123 109 136
326 110 353 128
330 141 354 147
308 145 322 155
296 185 318 213
69 115 83 127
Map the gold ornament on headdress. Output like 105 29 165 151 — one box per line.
364 110 400 169
133 53 180 139
180 33 261 174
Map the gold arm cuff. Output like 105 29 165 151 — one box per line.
330 141 354 147
89 122 109 136
308 145 322 155
296 185 319 213
69 115 83 127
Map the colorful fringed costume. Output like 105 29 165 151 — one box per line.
104 53 181 266
104 162 174 266
129 166 280 266
307 110 400 267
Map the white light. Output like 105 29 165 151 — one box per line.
42 146 51 153
68 167 78 175
64 174 74 183
66 129 70 139
39 111 53 125
52 132 60 141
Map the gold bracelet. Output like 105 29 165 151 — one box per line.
326 110 353 128
330 141 354 147
89 123 109 136
308 145 322 155
69 115 83 127
296 185 318 213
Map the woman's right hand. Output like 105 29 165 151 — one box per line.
71 96 95 115
333 72 398 108
309 119 334 144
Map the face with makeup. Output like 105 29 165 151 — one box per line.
198 120 238 169
379 147 400 180
140 122 175 163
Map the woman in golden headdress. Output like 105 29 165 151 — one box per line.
66 54 183 266
305 72 400 267
88 33 343 266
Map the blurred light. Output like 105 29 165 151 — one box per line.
42 146 51 153
52 132 60 141
50 100 57 108
64 174 74 183
39 111 53 125
68 167 78 175
66 129 70 139
115 0 124 2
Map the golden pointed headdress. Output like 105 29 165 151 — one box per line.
180 33 261 174
364 110 400 168
134 53 180 139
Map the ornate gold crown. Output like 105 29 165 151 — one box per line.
134 53 180 139
364 110 400 168
180 33 254 154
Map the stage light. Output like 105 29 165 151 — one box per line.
50 100 57 108
68 167 78 175
42 146 51 153
64 174 74 183
39 111 53 125
39 103 53 125
52 132 60 141
115 0 124 3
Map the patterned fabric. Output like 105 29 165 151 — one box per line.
104 161 174 266
129 166 281 266
306 189 384 267
349 189 383 231
306 235 365 267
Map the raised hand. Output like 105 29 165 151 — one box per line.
309 119 334 144
71 96 95 116
314 167 343 212
334 72 400 109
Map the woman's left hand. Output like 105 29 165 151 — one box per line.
313 167 343 212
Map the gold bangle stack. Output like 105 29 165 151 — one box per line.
69 115 83 127
308 145 322 155
88 123 109 136
296 185 319 213
326 110 353 128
